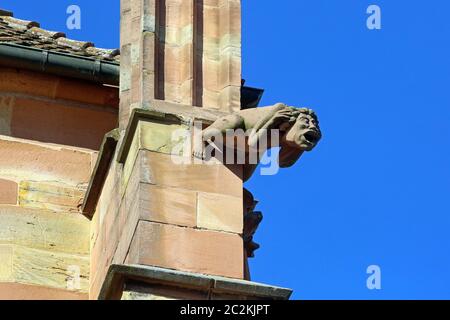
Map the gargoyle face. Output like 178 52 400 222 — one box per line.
284 113 321 151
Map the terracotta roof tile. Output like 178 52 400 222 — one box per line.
0 8 120 63
28 27 66 40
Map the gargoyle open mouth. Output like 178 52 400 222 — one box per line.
304 130 321 145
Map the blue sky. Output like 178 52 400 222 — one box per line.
4 0 450 299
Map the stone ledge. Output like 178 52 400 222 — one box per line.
117 106 226 164
81 129 120 219
98 264 292 300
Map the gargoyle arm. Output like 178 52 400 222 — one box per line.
247 104 289 147
193 114 245 159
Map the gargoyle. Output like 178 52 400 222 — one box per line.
193 103 322 181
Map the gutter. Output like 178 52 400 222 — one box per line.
0 43 264 106
0 43 120 85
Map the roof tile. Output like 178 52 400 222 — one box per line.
28 27 66 40
2 16 40 29
0 8 119 63
56 37 94 50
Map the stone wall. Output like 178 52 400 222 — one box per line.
0 67 119 299
0 67 118 150
89 113 245 299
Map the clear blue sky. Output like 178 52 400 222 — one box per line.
4 0 450 300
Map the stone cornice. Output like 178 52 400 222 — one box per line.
99 264 292 300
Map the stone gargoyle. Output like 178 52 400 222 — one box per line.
193 103 322 181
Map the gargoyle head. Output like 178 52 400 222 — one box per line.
279 108 322 168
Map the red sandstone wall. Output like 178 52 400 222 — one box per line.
0 67 119 299
0 67 119 150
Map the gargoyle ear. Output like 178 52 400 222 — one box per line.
278 146 304 168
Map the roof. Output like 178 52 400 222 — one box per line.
0 8 120 63
0 8 263 104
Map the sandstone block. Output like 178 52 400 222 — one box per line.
140 150 243 197
122 120 190 188
0 179 17 205
219 0 241 36
197 192 242 234
0 205 90 255
0 283 88 300
0 244 89 292
219 85 241 113
18 181 84 213
140 121 190 155
140 183 197 227
0 137 93 185
0 67 58 98
10 97 117 150
126 221 244 279
54 78 119 107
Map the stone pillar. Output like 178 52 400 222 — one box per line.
119 0 241 129
86 0 291 300
194 0 242 111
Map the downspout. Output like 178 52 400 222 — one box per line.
0 43 119 86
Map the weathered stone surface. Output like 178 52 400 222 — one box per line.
0 244 13 282
89 158 139 300
0 136 93 185
11 97 117 150
114 161 141 264
121 290 171 300
96 158 121 229
121 283 208 300
0 68 58 98
140 150 242 197
120 119 191 185
212 275 292 300
119 0 242 117
0 244 89 292
18 181 84 213
194 0 242 111
197 192 242 233
0 67 118 150
54 78 119 107
0 96 13 135
0 67 118 108
155 0 195 105
0 206 90 255
140 121 190 155
0 282 88 300
0 178 17 205
122 124 140 190
126 221 244 279
98 264 292 300
140 183 197 227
